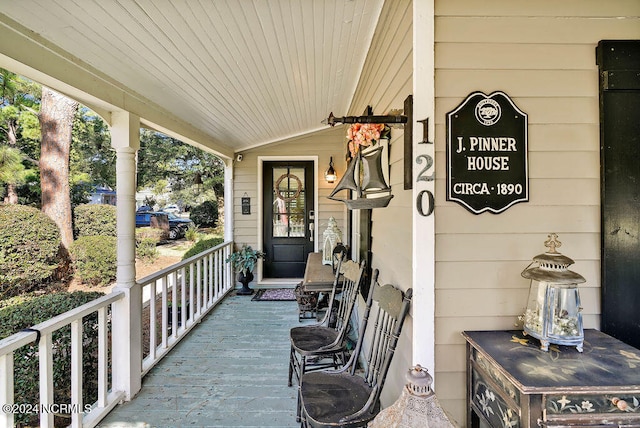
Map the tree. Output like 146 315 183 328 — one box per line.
0 145 25 201
1 70 115 208
71 108 114 186
3 69 225 230
39 87 78 249
70 107 114 206
0 69 40 203
0 104 24 204
137 129 225 202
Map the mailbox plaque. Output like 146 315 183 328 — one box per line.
446 91 528 214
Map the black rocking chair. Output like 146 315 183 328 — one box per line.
298 275 413 428
288 255 366 387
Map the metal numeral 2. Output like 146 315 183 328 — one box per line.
416 154 434 182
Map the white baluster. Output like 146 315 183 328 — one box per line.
189 264 195 322
196 259 202 316
171 272 178 339
180 267 187 331
70 319 83 428
39 333 54 428
0 352 14 428
209 255 214 306
97 307 108 407
149 282 157 360
161 276 168 348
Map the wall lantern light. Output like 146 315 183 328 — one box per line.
325 156 337 183
521 233 586 352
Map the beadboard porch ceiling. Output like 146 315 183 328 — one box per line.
0 0 384 158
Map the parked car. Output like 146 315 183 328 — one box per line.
135 211 193 239
163 204 180 213
165 213 195 239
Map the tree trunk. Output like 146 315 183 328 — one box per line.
4 121 19 204
39 87 78 250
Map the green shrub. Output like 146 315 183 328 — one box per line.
73 203 117 238
0 293 38 310
135 228 161 263
136 238 158 263
70 236 117 286
189 200 219 228
0 204 61 297
184 223 200 242
0 291 105 426
182 237 225 260
135 226 164 242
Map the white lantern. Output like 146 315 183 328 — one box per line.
522 234 585 352
322 217 342 265
369 365 455 428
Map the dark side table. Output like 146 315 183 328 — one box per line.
463 330 640 427
302 252 336 293
295 253 339 321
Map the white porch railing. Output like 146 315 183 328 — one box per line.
0 292 125 428
0 240 234 428
139 240 233 374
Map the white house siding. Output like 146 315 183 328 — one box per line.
232 126 347 279
349 0 414 407
433 1 640 425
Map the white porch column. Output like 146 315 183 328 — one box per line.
224 159 234 243
110 111 142 399
412 0 436 374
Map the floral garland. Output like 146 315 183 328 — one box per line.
346 123 390 159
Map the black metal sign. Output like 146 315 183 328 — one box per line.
241 196 251 215
446 91 528 214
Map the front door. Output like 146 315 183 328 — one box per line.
263 161 315 278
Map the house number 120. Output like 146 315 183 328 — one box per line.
416 154 435 216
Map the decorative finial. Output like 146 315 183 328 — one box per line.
544 233 562 254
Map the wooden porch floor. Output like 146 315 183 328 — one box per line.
99 289 302 427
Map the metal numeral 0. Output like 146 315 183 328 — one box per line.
416 190 434 216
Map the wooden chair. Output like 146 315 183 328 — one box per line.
298 274 413 428
288 256 365 388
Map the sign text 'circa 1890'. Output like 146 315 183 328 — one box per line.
446 91 528 214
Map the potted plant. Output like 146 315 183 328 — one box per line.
226 243 265 295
